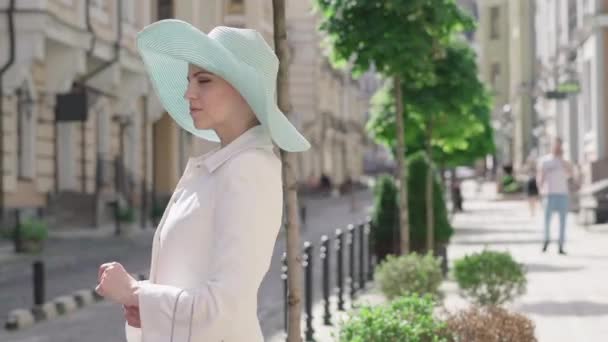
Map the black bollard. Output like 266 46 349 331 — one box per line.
33 261 45 306
367 218 374 281
303 242 315 341
320 235 331 325
358 223 366 291
281 252 288 337
300 205 307 226
335 229 345 311
348 224 356 301
14 210 22 253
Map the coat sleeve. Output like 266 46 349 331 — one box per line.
136 150 283 341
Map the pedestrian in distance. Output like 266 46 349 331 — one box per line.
537 137 574 255
95 20 310 342
525 154 540 217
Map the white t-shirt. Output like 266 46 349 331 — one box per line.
539 155 570 194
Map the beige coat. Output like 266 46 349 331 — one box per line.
125 125 283 342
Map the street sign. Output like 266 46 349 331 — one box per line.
545 91 567 99
557 80 580 94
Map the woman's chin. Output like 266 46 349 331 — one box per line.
191 117 211 130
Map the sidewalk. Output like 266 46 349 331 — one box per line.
446 181 608 341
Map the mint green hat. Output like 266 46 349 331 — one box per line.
136 19 310 152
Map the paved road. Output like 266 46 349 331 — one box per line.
0 190 373 341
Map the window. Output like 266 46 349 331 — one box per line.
490 6 500 40
583 61 592 133
16 82 36 180
490 63 501 91
158 0 173 20
121 0 136 24
568 0 577 36
90 0 109 24
227 0 245 15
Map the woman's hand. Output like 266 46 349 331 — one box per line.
124 305 141 328
96 262 139 306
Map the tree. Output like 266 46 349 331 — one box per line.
367 41 494 251
272 1 303 341
315 0 472 254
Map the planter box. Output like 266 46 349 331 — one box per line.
21 239 44 254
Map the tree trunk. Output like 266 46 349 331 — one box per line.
272 1 303 341
394 76 410 254
425 120 434 252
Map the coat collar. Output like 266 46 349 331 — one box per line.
191 125 273 173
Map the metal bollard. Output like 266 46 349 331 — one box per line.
281 252 288 337
14 209 22 253
33 261 45 306
300 205 307 226
303 242 315 341
358 223 366 291
335 229 345 311
348 224 356 301
367 218 374 281
320 235 332 325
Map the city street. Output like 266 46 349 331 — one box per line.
446 181 608 341
0 189 373 342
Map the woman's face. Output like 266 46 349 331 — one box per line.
184 64 253 131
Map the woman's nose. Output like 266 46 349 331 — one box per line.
184 81 197 100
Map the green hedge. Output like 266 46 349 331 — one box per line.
371 152 453 258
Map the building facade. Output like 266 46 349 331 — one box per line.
0 0 374 232
476 0 535 172
534 0 608 221
0 0 164 230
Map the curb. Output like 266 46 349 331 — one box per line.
4 273 146 331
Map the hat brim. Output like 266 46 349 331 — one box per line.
137 20 310 152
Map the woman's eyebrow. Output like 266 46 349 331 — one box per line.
187 71 212 81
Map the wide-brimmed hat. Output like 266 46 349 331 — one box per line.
136 19 310 152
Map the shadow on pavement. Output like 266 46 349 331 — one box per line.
518 301 608 317
523 263 585 273
454 227 538 236
452 239 545 246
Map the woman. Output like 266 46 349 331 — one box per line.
95 20 310 342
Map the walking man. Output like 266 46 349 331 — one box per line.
537 138 573 254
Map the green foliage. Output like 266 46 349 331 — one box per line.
375 253 444 300
151 198 168 219
501 175 521 193
117 206 136 223
445 306 537 342
315 0 474 81
371 174 399 252
370 154 453 254
338 294 450 342
453 250 527 306
408 152 453 250
367 41 495 168
2 219 49 241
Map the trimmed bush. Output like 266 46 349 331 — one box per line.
375 253 444 300
445 306 537 342
339 294 449 342
116 206 136 223
453 250 527 306
2 218 48 241
408 152 453 252
370 174 400 260
370 152 453 260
